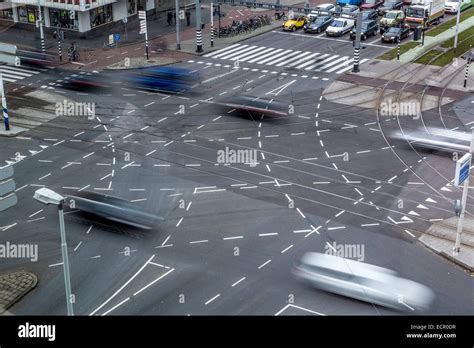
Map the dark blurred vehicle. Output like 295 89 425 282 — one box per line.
378 0 404 15
61 73 110 91
66 191 163 230
381 24 410 42
360 0 385 10
350 19 379 39
304 15 334 33
17 51 59 69
127 66 199 94
217 95 288 117
361 9 379 21
293 252 435 312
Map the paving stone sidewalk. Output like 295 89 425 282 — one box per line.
0 271 37 314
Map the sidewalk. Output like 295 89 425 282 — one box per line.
0 4 277 71
399 16 474 63
420 216 474 272
0 271 37 314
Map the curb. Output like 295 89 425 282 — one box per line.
419 237 474 272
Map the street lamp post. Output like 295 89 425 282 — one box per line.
34 188 74 315
453 1 462 49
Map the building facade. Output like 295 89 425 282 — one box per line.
0 0 157 33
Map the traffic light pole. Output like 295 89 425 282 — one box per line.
175 0 181 50
352 12 362 73
37 0 45 54
196 0 203 52
0 73 10 131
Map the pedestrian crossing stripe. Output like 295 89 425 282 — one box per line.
204 44 369 74
0 64 42 83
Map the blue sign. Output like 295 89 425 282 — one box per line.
459 163 470 184
114 33 121 42
455 153 471 186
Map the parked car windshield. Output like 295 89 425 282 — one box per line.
385 12 398 18
332 20 345 27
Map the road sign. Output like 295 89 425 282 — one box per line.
109 34 114 45
455 153 471 186
122 17 128 24
138 10 146 19
114 33 121 42
139 20 147 34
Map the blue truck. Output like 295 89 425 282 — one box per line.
337 0 363 6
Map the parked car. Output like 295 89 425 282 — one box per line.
304 15 334 33
292 252 435 312
403 0 412 5
350 19 379 40
315 3 336 14
381 24 411 42
379 10 406 33
360 0 384 10
378 0 404 15
308 3 336 20
361 9 379 21
341 5 360 18
283 16 306 31
326 18 355 36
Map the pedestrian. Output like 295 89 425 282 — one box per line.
186 11 191 26
167 11 172 26
173 12 176 24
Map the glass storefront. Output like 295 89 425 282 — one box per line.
49 8 78 30
17 5 40 24
90 4 113 28
0 8 14 20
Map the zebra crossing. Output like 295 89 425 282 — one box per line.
204 44 369 74
0 64 42 84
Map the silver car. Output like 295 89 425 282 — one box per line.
293 252 435 312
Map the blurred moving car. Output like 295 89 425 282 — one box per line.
304 15 334 33
390 128 470 154
17 51 59 69
293 252 435 312
283 16 306 31
126 66 198 93
66 191 164 230
445 0 473 13
381 24 411 42
326 18 355 36
350 19 379 40
217 95 288 117
61 74 110 91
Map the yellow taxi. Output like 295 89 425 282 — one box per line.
282 16 306 31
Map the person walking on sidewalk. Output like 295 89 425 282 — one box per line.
186 10 191 27
167 11 172 26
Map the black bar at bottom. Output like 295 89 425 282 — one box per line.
0 316 471 346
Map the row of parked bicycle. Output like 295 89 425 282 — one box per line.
218 14 272 37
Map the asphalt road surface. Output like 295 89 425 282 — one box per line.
1 27 473 316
